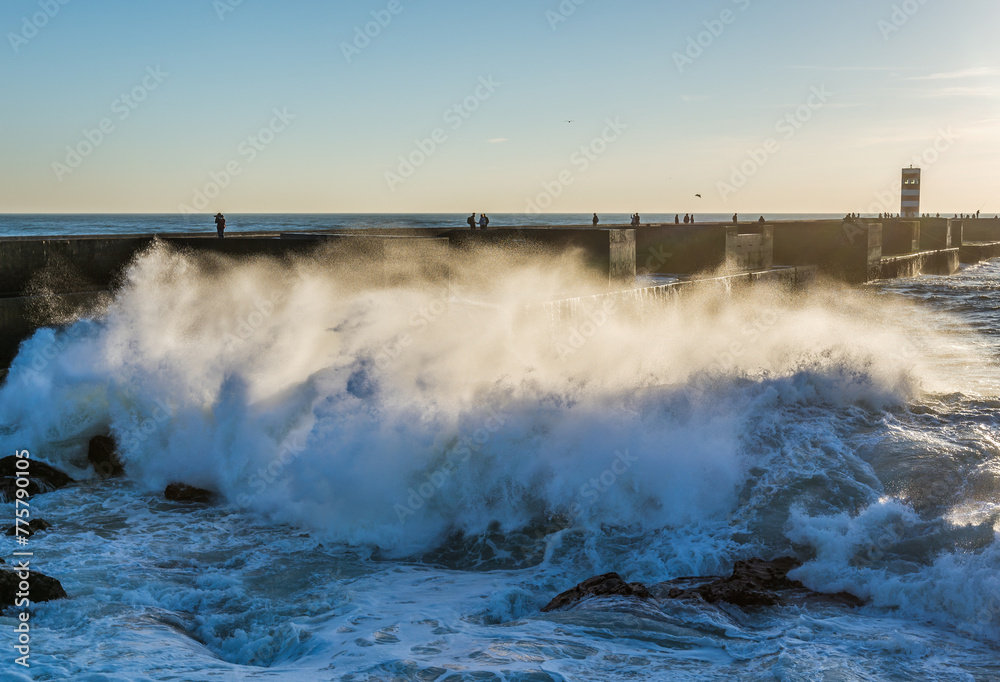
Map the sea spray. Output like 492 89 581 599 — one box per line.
0 241 981 558
4 248 1000 679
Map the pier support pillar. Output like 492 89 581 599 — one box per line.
920 221 952 251
725 225 773 272
609 229 636 288
949 220 963 248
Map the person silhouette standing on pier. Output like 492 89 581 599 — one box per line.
214 213 226 239
593 213 599 226
674 214 680 224
467 213 476 229
732 213 738 225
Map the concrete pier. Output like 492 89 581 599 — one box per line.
444 227 636 287
955 218 1000 264
959 218 1000 242
882 221 920 257
0 216 988 375
960 241 1000 265
726 225 773 272
771 220 881 283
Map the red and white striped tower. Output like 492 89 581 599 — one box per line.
901 167 921 218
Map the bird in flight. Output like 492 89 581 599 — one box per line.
695 194 702 198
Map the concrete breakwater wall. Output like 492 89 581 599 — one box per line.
960 218 1000 243
0 228 633 373
538 265 819 334
634 224 773 276
0 217 979 375
771 220 882 283
0 233 451 372
960 242 1000 264
443 227 636 286
768 218 962 283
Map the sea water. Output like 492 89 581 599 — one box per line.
0 214 848 239
1 224 999 681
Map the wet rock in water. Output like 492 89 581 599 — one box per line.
5 519 52 538
164 483 215 504
662 557 865 608
0 568 68 607
88 434 124 478
541 572 652 613
664 557 805 607
0 456 73 503
542 558 865 614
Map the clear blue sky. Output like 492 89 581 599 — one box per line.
1 0 997 214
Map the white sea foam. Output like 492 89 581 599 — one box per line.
788 498 1000 640
0 243 974 553
4 243 1000 678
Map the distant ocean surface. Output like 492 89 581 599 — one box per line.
0 213 847 238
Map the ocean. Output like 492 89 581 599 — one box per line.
0 214 848 238
1 215 999 680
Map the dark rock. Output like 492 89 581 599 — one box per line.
5 519 52 538
0 456 73 503
541 572 652 613
88 435 124 478
662 557 864 608
542 558 865 614
0 568 67 607
665 557 804 607
164 483 215 504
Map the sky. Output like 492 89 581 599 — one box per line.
1 0 997 215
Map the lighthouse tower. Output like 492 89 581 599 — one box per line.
901 167 921 218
